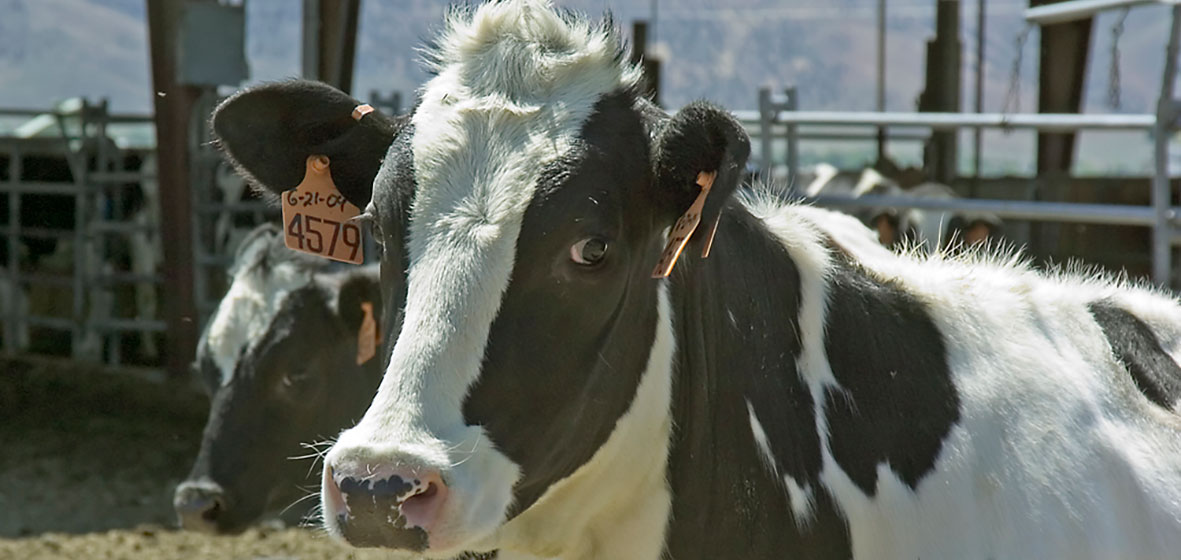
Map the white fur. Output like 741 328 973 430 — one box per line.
322 1 642 556
203 242 313 385
750 199 1181 559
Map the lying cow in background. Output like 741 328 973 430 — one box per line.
174 224 385 534
212 1 1181 558
801 162 1002 251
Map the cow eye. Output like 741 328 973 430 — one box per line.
281 370 312 388
570 237 609 266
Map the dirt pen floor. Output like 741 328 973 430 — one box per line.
0 357 391 560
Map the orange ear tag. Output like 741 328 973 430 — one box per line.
280 155 365 264
651 171 718 278
357 301 378 366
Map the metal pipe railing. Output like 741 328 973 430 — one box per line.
734 110 1156 132
1025 0 1178 26
806 194 1166 227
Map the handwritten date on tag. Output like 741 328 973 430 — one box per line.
651 171 717 278
281 155 364 264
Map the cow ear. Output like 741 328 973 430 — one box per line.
651 101 751 229
211 79 404 208
335 269 382 334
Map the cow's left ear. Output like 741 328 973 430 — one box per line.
212 79 405 208
335 270 382 335
651 101 751 229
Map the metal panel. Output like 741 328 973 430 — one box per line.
177 2 248 87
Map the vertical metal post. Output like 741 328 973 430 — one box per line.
4 147 21 355
785 87 799 198
972 0 986 197
301 0 321 82
758 88 775 187
147 0 202 379
1152 5 1181 286
876 0 887 161
71 101 89 360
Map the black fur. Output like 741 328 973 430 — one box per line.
822 250 960 495
211 80 405 207
1090 301 1181 410
665 208 853 559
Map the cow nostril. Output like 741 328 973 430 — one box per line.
201 496 224 522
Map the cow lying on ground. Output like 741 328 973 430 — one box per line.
802 162 1002 250
174 224 384 534
211 1 1181 558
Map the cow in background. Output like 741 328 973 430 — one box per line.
174 224 386 534
802 160 1002 251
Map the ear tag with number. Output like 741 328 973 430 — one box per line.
281 155 365 264
357 301 378 366
651 171 718 278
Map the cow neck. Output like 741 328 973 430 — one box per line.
662 204 853 559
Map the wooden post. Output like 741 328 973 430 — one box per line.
918 0 962 184
303 0 361 93
631 20 662 107
146 0 203 379
1030 0 1093 256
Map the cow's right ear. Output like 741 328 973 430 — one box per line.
211 80 404 208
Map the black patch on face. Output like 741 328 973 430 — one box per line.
822 248 960 496
1089 301 1181 410
664 208 852 560
462 91 662 516
369 124 417 361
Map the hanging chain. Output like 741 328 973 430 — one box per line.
1002 25 1033 117
1108 8 1130 110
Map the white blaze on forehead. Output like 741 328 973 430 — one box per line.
364 0 640 436
203 247 315 385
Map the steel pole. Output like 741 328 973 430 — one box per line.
1152 5 1181 285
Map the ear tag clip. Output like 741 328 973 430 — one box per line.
352 104 374 121
280 155 365 264
651 171 718 278
357 301 378 366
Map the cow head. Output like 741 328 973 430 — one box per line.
211 1 749 556
175 225 385 534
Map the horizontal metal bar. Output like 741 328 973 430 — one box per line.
0 226 76 239
807 194 1164 226
94 272 163 286
0 182 87 195
90 221 155 234
197 201 278 214
90 171 156 182
20 315 75 330
1026 0 1177 26
15 272 76 286
88 318 167 332
732 110 1157 132
197 254 234 267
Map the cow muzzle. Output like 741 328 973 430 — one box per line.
173 479 229 534
324 464 449 550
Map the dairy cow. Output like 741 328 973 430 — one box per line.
174 224 385 534
211 1 1181 558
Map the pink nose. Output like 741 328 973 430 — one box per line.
324 465 449 550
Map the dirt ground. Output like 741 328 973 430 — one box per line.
0 356 392 560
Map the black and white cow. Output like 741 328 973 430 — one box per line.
174 224 385 534
211 1 1181 558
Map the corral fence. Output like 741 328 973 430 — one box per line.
0 89 402 370
745 0 1181 288
0 100 162 366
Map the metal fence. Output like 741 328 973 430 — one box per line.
0 100 163 365
745 1 1181 287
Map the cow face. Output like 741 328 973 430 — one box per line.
211 1 749 555
175 225 384 534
